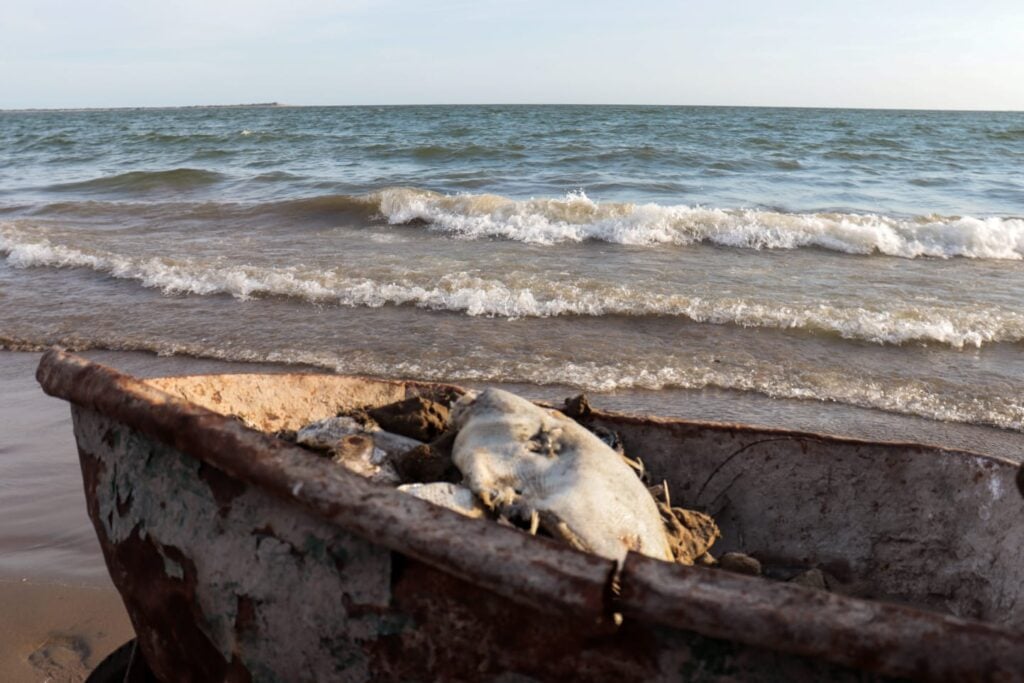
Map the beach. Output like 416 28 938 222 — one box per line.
1 104 1023 678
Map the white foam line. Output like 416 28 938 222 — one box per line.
3 224 1023 348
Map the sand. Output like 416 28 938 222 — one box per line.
0 579 134 683
0 352 135 681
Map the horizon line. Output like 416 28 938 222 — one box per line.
2 102 1023 114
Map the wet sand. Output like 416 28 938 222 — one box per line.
0 580 134 683
0 352 131 681
2 347 1022 680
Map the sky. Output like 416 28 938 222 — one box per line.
1 0 1022 110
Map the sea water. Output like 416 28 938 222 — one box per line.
2 104 1023 446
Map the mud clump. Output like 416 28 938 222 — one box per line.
367 396 450 442
393 431 460 483
562 394 592 420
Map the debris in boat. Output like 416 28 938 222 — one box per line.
591 424 627 457
329 434 401 485
295 416 365 451
789 568 828 590
562 393 592 420
367 396 450 442
398 482 487 519
273 428 297 443
297 415 422 454
392 431 461 483
662 506 721 565
292 416 420 485
562 394 628 458
648 481 721 565
281 387 727 567
718 552 762 576
450 388 674 563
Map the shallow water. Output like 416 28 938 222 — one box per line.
1 105 1024 432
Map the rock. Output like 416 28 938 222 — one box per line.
398 482 487 519
367 396 450 442
660 505 721 565
1017 464 1024 499
451 388 673 563
789 568 828 591
718 552 762 576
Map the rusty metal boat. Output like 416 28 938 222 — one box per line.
37 349 1024 682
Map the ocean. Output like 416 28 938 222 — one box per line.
2 104 1023 450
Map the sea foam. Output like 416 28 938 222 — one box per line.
374 188 1024 259
3 224 1022 348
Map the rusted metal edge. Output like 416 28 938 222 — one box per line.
618 553 1024 682
37 348 614 622
584 407 1020 472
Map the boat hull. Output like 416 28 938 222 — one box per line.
38 350 1024 682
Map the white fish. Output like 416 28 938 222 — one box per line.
450 388 672 563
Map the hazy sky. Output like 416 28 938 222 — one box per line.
2 0 1022 110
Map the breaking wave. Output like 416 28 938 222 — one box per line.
372 188 1024 259
25 187 1024 259
27 188 1024 259
3 225 1023 348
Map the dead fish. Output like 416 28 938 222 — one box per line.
327 433 401 485
296 416 421 485
398 482 487 519
296 416 366 451
450 388 673 563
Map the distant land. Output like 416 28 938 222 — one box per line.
2 102 1022 114
0 102 285 113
